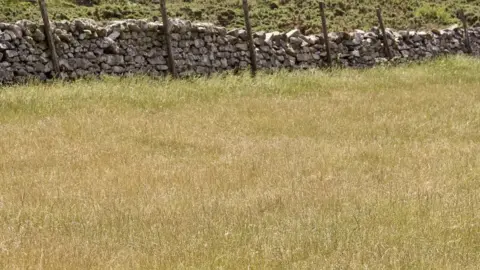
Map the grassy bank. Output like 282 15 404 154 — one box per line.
2 0 480 32
0 56 480 268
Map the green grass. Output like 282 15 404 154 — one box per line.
2 0 480 32
0 56 479 268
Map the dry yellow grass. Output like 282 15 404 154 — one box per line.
1 57 479 269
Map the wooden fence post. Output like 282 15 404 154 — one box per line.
242 0 257 77
458 10 472 54
37 0 60 76
376 8 392 60
319 2 332 67
160 0 177 78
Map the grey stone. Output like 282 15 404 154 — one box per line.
26 54 39 62
266 31 285 43
128 23 142 32
76 59 92 69
254 37 264 46
147 56 166 65
4 30 17 40
74 18 96 32
134 55 146 64
59 59 73 71
101 63 111 70
106 55 124 66
99 37 115 49
235 43 248 51
7 24 23 38
194 39 205 48
15 68 29 76
171 33 181 41
289 37 303 46
33 62 45 72
112 66 125 73
156 65 169 71
297 53 312 62
5 50 18 58
286 29 300 39
85 52 96 59
227 29 246 39
108 31 121 41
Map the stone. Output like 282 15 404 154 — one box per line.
171 33 181 41
235 43 248 51
33 62 45 72
74 18 96 32
270 31 285 43
286 29 300 39
106 55 124 66
194 39 205 48
26 54 39 62
98 37 115 49
220 58 228 68
101 63 111 70
303 35 318 45
4 30 17 40
227 29 247 40
432 29 442 36
5 50 18 58
108 31 121 41
96 28 108 37
26 65 35 73
254 37 264 46
85 52 96 59
254 31 266 39
297 53 312 62
289 37 303 46
412 34 423 42
156 65 168 71
128 23 142 32
7 24 23 38
260 46 270 53
112 66 125 73
148 56 166 65
134 55 146 64
59 59 73 71
76 59 92 69
216 36 227 45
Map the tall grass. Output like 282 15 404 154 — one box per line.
1 56 479 269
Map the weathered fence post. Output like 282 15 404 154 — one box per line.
160 0 177 78
242 0 257 77
458 9 472 54
376 8 393 60
37 0 60 76
319 2 332 67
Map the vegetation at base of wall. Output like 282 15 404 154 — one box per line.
1 56 480 268
2 0 480 32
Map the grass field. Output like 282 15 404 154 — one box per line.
1 56 480 268
3 0 480 32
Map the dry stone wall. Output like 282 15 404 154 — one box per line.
0 18 478 84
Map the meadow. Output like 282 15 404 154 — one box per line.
3 0 480 32
0 56 480 268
